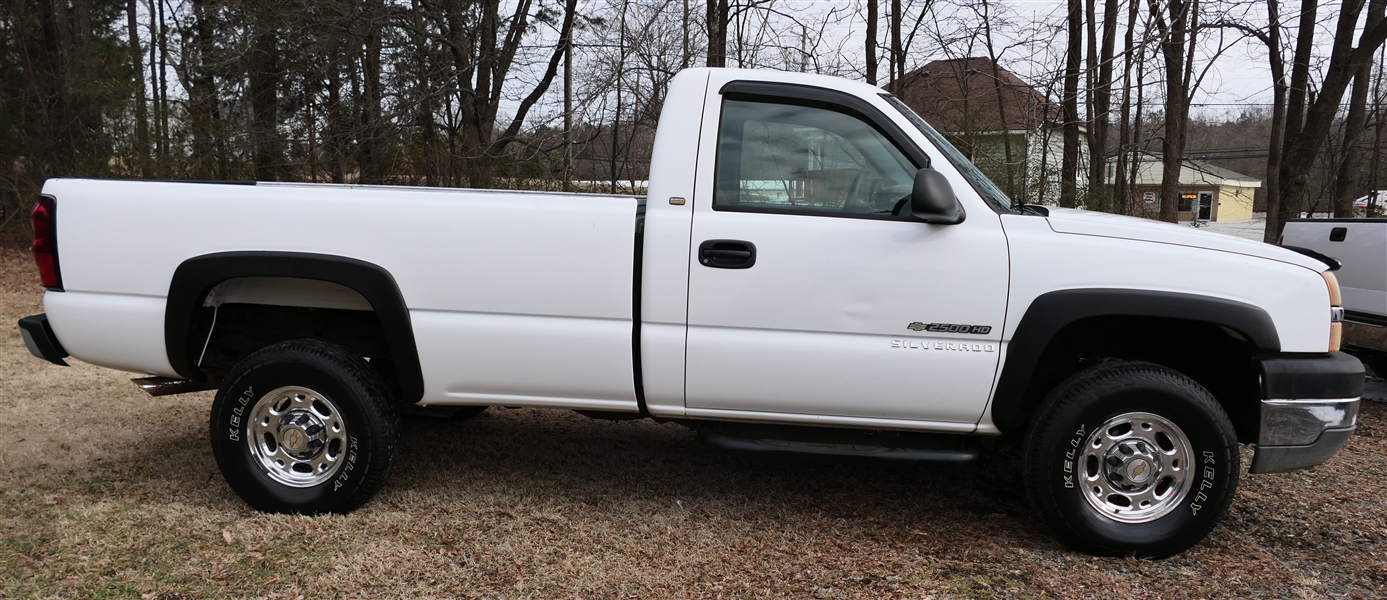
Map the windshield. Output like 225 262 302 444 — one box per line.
881 94 1015 213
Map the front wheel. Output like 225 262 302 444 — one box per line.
1024 361 1239 557
209 340 399 514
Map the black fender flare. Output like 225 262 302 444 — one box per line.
165 251 424 403
990 289 1280 433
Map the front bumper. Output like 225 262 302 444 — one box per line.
1249 352 1363 473
17 313 68 366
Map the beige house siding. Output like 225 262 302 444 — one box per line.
1217 186 1256 222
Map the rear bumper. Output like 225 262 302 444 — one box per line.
1249 352 1362 473
17 314 69 366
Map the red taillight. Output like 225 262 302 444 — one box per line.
31 196 62 289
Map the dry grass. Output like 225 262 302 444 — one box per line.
2 248 1385 599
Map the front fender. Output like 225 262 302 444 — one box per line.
990 289 1279 433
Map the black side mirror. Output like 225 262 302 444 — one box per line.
910 168 965 224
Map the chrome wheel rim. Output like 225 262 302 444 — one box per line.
1079 411 1193 524
246 386 349 488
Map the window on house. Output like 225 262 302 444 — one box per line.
1178 193 1197 212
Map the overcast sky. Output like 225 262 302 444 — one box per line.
540 0 1373 121
778 0 1330 116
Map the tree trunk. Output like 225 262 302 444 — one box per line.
1270 0 1320 230
155 0 170 166
360 0 385 185
467 0 502 186
1088 0 1118 212
1282 0 1319 152
612 1 627 194
1155 0 1194 223
1084 0 1099 208
890 0 902 85
1113 0 1140 215
1131 30 1147 212
1060 0 1081 208
409 0 437 187
1332 7 1382 217
327 39 348 184
1373 47 1386 217
188 0 223 179
146 0 162 165
249 6 280 181
1260 2 1287 240
564 9 574 191
980 0 1013 194
866 0 878 85
707 0 727 67
125 0 149 177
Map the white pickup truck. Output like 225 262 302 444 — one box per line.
1281 218 1387 376
18 68 1363 557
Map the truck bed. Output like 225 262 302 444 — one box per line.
42 179 643 410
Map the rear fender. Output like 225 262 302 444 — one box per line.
165 252 423 403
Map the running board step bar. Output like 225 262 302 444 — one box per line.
132 377 218 396
697 425 980 463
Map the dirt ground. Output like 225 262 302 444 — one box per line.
2 246 1386 599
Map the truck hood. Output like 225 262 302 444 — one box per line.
1042 207 1327 271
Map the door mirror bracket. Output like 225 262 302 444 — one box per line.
910 168 966 224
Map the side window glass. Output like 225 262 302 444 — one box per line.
714 98 917 216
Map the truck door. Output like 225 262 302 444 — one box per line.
682 78 1011 427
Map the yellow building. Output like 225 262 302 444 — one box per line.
1109 158 1261 222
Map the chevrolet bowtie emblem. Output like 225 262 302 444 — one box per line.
907 322 927 331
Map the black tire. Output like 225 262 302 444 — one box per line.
1363 353 1387 380
1023 361 1239 557
209 339 399 514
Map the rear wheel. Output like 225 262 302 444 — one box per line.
1024 361 1239 557
209 340 398 514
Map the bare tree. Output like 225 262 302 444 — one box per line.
1333 5 1384 217
867 0 879 85
1113 0 1145 215
1149 0 1196 222
1061 0 1082 208
126 0 150 177
1269 0 1387 239
1086 0 1118 211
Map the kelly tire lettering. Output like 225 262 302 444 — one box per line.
1023 361 1239 557
208 340 398 515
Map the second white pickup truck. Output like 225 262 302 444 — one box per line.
1281 218 1387 376
19 68 1363 557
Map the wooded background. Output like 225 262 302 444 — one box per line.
2 0 1385 243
